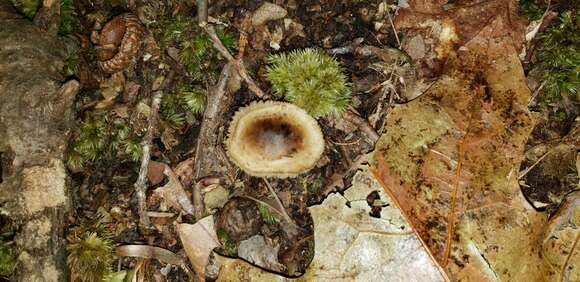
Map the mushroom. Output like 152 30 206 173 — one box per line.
225 101 325 178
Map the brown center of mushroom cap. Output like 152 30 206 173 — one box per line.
241 117 305 161
226 101 325 178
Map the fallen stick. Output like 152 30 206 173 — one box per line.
135 90 164 226
203 25 265 98
192 63 235 220
197 0 264 97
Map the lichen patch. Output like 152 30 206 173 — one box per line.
21 159 67 215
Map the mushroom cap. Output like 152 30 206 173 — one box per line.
226 101 325 178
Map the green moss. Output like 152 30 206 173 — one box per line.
267 49 351 118
180 85 207 115
67 113 142 169
305 175 324 193
67 232 114 282
536 11 579 106
0 221 16 279
216 229 238 257
9 0 41 19
62 53 79 78
159 15 235 82
58 0 80 35
258 203 279 225
160 83 208 128
518 0 545 21
0 243 16 278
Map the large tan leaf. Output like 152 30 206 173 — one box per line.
369 5 572 278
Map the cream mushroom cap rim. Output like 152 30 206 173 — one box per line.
225 101 325 178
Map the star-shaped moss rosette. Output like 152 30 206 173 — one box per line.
225 101 324 178
267 48 351 118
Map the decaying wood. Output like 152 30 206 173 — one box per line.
192 63 236 220
0 2 78 280
33 0 60 34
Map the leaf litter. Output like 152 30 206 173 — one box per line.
14 0 573 280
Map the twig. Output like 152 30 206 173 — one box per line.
385 4 401 49
239 195 302 231
518 150 551 180
262 178 296 226
197 0 264 98
135 90 164 226
528 80 547 106
196 0 208 25
192 63 235 220
327 38 365 55
204 25 265 97
561 233 580 282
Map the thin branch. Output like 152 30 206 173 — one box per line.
204 25 265 97
135 90 164 226
518 150 551 180
385 4 401 49
197 0 263 97
239 195 302 231
197 0 208 25
262 178 296 226
561 233 579 282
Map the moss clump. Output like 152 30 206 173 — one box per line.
216 229 238 257
67 232 114 282
67 112 142 169
305 175 324 193
62 53 79 78
159 14 235 82
0 244 16 278
518 0 545 21
258 203 279 225
9 0 40 19
58 0 80 35
160 84 208 128
0 220 16 278
267 48 351 118
536 11 579 105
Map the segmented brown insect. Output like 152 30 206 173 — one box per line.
97 14 145 74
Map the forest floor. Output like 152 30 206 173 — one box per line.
0 0 578 281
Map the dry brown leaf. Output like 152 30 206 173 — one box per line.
147 160 166 186
151 163 195 215
177 216 220 281
395 0 526 77
366 0 578 280
369 16 568 282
